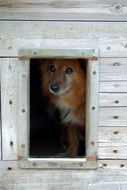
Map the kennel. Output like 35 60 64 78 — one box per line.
0 0 127 189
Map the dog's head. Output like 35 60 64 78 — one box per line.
40 59 86 96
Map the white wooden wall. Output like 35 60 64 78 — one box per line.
0 20 127 189
1 57 127 160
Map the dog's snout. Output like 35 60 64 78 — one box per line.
50 83 60 92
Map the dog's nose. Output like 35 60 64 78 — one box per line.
50 83 59 92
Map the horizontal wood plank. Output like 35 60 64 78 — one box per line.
89 183 127 190
0 38 127 57
99 159 127 170
100 81 127 93
98 127 127 159
99 107 127 127
1 22 127 39
99 93 127 107
1 160 127 172
0 0 127 21
98 127 127 143
0 22 127 57
100 58 127 81
98 144 127 159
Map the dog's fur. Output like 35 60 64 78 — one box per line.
40 59 86 157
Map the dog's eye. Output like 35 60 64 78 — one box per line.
48 64 55 72
65 67 73 74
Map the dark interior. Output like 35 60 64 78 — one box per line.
30 59 85 158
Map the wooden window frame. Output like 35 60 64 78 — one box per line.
18 48 99 169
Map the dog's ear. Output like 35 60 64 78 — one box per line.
78 59 88 72
39 59 52 72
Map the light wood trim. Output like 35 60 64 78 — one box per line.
18 59 30 161
86 59 99 160
18 48 99 169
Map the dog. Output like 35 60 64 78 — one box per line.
40 59 86 157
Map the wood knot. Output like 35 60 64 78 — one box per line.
103 163 107 167
7 167 12 170
10 141 13 146
114 131 118 134
113 116 119 119
111 4 123 13
113 150 118 153
115 100 119 104
90 141 95 145
120 164 124 168
113 62 119 66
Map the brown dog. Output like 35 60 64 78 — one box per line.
40 59 86 157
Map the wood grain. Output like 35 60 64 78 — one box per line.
0 38 127 58
100 81 127 93
18 59 29 162
98 144 127 159
0 22 127 58
99 93 127 107
99 107 127 127
99 127 127 143
0 22 127 39
1 58 19 160
100 58 127 81
0 161 127 190
0 0 127 21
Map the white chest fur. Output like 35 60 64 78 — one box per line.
55 99 83 126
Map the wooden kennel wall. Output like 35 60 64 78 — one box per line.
0 0 127 189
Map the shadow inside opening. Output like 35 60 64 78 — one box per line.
30 59 86 158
